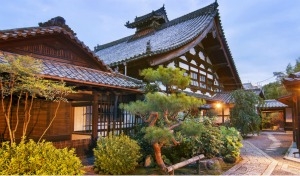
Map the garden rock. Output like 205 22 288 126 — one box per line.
144 155 154 167
199 158 222 172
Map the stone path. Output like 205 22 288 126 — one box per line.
223 132 300 175
265 134 281 153
223 141 278 175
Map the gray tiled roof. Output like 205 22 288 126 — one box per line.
0 52 143 89
95 2 218 65
284 71 300 82
211 92 234 104
258 99 288 109
41 60 143 88
184 91 212 100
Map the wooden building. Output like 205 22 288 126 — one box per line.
280 72 300 151
95 2 242 96
0 17 144 145
257 99 290 131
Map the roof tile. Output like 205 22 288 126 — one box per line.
258 99 288 109
95 2 218 65
0 52 143 89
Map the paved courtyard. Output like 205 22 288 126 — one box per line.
223 131 300 175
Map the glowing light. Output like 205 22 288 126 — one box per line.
216 102 222 109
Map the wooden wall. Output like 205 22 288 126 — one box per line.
0 98 72 142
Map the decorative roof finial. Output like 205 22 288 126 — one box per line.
38 16 76 35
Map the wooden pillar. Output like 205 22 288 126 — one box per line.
222 106 225 124
111 93 119 133
296 96 300 150
92 90 98 140
113 93 119 120
292 99 296 142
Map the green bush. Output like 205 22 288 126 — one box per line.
173 118 222 159
0 139 84 175
198 120 222 158
162 132 196 163
220 126 243 163
93 133 141 175
129 123 154 163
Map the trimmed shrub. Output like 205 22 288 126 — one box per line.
220 126 243 163
164 118 222 162
93 133 141 175
0 139 84 175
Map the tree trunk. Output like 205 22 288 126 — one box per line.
153 142 166 170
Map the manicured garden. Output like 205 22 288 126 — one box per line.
0 59 262 175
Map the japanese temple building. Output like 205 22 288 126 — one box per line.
95 2 242 96
0 16 144 151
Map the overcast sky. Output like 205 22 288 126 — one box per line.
1 0 299 86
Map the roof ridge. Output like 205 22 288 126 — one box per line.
161 2 218 29
94 2 218 52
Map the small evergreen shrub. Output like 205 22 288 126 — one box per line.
172 118 223 159
0 139 84 175
162 132 196 163
220 126 243 163
93 133 141 175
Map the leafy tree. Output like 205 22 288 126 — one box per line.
120 66 204 171
0 54 75 143
286 63 293 75
263 58 300 99
229 89 261 137
293 57 300 73
141 66 190 94
263 81 288 99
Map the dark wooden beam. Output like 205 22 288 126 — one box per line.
92 90 99 140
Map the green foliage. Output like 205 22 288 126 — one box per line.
121 92 204 121
261 112 283 129
121 66 204 169
0 139 84 175
93 133 141 175
0 54 75 142
143 126 174 145
261 113 272 129
0 55 74 100
141 65 190 93
177 118 222 158
162 132 196 163
144 82 160 93
263 81 288 99
230 89 261 137
220 126 243 163
129 123 154 163
267 57 300 99
197 121 222 158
